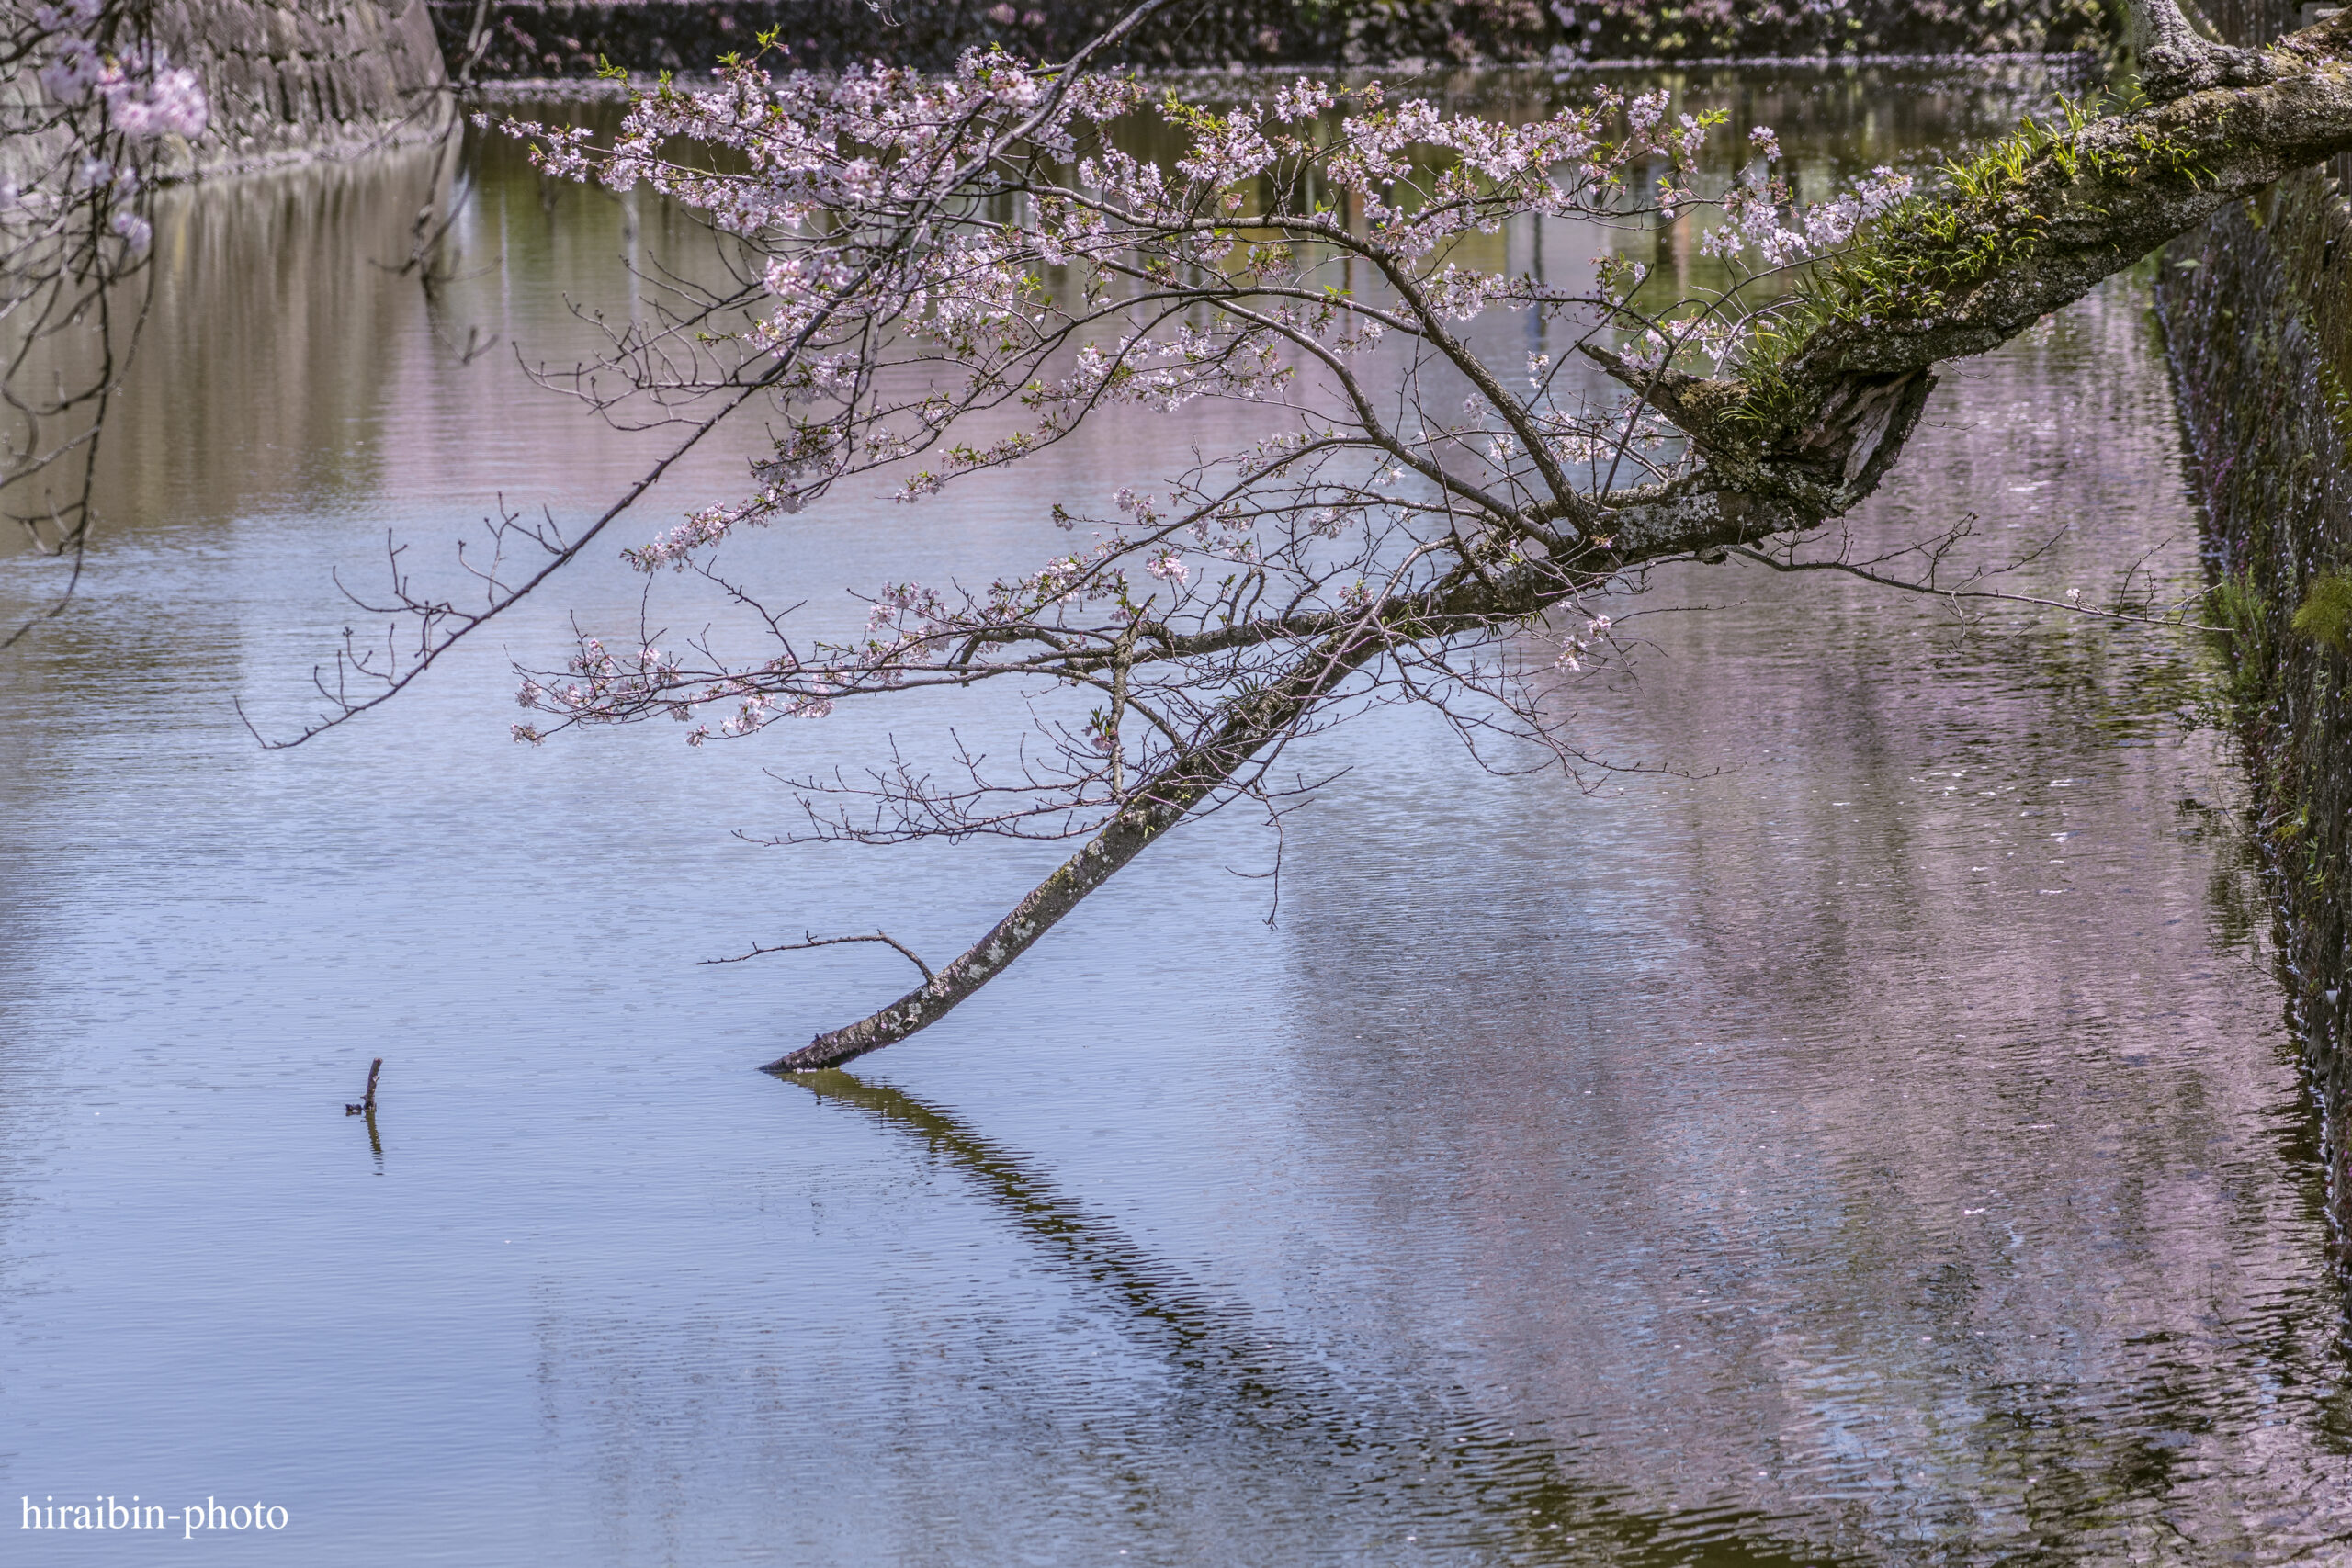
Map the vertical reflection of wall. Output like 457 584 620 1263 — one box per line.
90 141 448 540
1524 209 1545 381
1651 154 1673 279
1270 276 2324 1546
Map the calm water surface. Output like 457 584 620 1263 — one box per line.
5 63 2349 1566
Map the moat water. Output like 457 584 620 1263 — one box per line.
5 61 2348 1565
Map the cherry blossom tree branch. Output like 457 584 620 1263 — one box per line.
249 6 2352 1066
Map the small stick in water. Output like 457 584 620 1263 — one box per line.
345 1057 383 1116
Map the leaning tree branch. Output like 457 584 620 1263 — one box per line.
766 611 1400 1070
768 21 2352 1066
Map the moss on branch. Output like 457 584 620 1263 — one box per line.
1726 96 2211 441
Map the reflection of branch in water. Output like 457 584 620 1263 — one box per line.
786 1068 1845 1568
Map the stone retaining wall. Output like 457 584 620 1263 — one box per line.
2156 4 2352 1209
424 0 2112 80
172 0 448 170
161 0 449 172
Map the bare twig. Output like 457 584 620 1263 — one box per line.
704 931 935 982
1727 546 2224 632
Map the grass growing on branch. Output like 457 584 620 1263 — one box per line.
1725 95 2210 438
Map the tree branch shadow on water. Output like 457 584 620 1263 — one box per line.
780 1066 1851 1567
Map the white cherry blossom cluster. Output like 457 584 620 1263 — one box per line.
94 51 208 141
512 638 686 742
1703 126 1915 271
31 2 208 143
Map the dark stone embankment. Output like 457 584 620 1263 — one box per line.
424 0 2111 80
428 0 1558 77
2158 5 2352 1212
